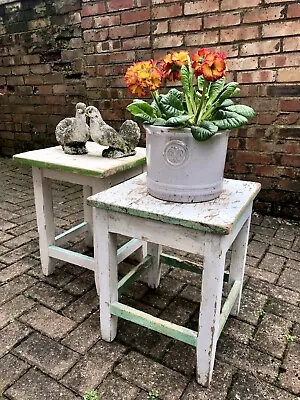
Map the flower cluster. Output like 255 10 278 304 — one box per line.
125 49 227 97
125 48 255 141
125 60 163 98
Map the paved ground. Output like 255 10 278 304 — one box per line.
0 156 299 400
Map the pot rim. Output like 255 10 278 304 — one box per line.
144 124 229 137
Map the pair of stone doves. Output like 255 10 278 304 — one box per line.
55 103 141 158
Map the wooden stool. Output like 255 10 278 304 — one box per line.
13 142 146 288
88 173 260 387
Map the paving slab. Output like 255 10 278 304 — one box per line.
0 157 299 399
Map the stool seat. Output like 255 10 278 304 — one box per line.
88 173 261 387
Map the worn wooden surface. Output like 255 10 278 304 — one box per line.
91 173 259 387
88 173 261 234
13 142 146 178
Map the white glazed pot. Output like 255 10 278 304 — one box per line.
144 125 229 203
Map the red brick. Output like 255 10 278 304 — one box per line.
170 17 202 32
260 53 300 68
256 165 277 178
184 0 218 14
257 113 278 125
136 21 150 36
30 64 51 74
221 0 261 10
214 44 239 58
83 29 109 42
153 34 183 49
7 76 24 85
81 16 93 29
220 26 259 43
287 3 300 18
236 151 273 164
185 31 219 46
263 21 300 38
283 36 300 52
243 6 284 23
204 13 240 29
107 0 135 11
277 67 300 82
281 155 300 168
81 3 105 17
109 25 136 39
121 8 150 24
61 49 82 62
227 57 258 71
238 70 276 84
282 142 300 153
11 65 30 75
109 51 136 63
69 38 83 49
240 39 280 56
18 55 40 65
276 113 299 125
281 99 300 112
122 36 150 50
153 21 168 35
94 14 120 28
24 75 44 85
152 4 182 19
0 66 11 76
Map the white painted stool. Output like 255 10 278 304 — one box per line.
88 173 261 387
13 142 146 286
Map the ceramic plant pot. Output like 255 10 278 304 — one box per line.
144 125 229 203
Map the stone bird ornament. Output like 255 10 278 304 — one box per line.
55 102 90 155
86 106 141 158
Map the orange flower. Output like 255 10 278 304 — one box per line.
125 60 163 97
162 51 189 81
191 48 212 77
201 52 227 82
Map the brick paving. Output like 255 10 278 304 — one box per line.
0 156 299 400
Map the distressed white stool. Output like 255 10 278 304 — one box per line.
88 173 261 387
13 142 146 283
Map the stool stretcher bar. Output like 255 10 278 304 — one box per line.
111 301 198 347
55 222 88 247
118 255 152 295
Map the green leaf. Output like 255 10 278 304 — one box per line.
153 118 167 126
212 110 248 130
160 90 184 117
181 65 190 93
126 103 156 124
197 75 206 91
207 77 226 103
165 115 192 126
191 121 218 141
131 99 155 117
214 82 239 106
220 99 234 107
225 104 255 118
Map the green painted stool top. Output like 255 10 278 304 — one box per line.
87 173 261 234
13 142 146 178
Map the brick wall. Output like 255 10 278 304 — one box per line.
0 0 299 219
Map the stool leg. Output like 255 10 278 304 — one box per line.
197 236 225 387
147 242 162 289
94 208 118 341
83 185 93 247
32 167 56 276
229 214 251 316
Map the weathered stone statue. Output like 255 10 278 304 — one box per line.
86 106 141 158
55 103 90 155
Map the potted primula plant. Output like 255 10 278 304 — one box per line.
124 49 255 203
